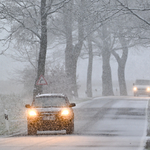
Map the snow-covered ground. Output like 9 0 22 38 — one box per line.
0 96 148 150
0 94 27 135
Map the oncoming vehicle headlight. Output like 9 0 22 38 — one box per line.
28 110 37 116
61 109 70 116
147 87 150 92
133 87 137 91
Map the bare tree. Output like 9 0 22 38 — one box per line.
101 25 114 96
86 34 93 97
112 0 150 95
79 0 121 97
0 0 70 96
34 0 47 95
63 0 84 97
112 31 128 96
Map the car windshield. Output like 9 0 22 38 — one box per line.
135 80 150 85
33 96 67 107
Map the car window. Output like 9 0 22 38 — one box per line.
135 80 150 85
33 96 67 107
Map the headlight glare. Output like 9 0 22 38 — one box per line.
61 109 70 116
147 87 150 92
133 87 137 91
29 110 37 116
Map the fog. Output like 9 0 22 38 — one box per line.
0 1 149 99
1 46 150 97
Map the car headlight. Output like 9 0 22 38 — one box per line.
133 87 137 91
147 87 150 92
61 109 70 116
28 110 37 116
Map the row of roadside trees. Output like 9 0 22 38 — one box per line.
0 0 150 98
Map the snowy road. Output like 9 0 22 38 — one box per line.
0 96 148 150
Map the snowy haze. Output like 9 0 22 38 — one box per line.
77 47 150 97
1 46 150 96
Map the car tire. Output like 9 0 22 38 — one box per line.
27 122 37 135
66 121 74 134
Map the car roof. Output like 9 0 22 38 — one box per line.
36 93 66 98
136 79 150 82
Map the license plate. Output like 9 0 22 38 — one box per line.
43 116 55 120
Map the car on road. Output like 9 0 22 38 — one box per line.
133 79 150 96
25 93 76 135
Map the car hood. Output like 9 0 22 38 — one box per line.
135 85 150 88
35 107 63 112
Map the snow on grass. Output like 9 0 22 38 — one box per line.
0 94 27 135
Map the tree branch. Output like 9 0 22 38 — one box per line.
117 0 150 26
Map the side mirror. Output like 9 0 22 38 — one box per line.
25 104 31 108
69 103 76 107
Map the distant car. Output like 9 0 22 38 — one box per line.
25 94 76 135
133 79 150 96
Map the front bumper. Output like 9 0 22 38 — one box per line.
27 114 74 131
134 89 150 96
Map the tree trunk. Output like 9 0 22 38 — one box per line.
112 34 128 96
63 0 74 97
118 36 128 96
63 0 84 98
101 26 114 96
118 63 127 95
102 50 114 96
86 36 93 97
34 0 47 95
71 56 78 97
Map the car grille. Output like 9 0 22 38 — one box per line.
38 112 57 120
40 112 56 115
138 88 146 91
